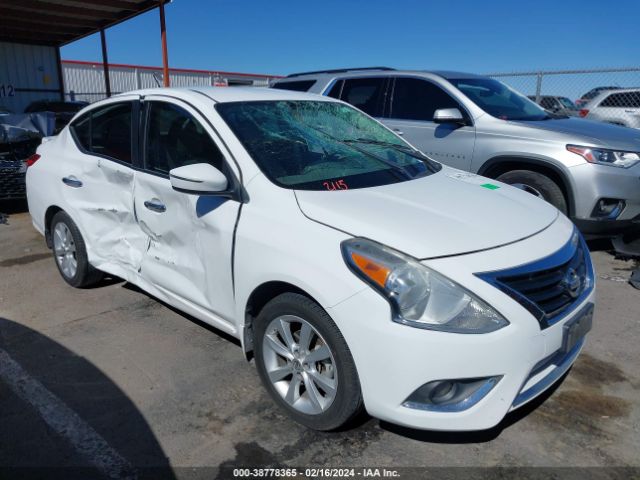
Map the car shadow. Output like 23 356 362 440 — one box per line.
378 372 566 444
0 198 29 216
85 274 126 289
121 282 242 348
0 317 177 479
586 238 613 254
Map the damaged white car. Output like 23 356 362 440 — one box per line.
27 87 595 431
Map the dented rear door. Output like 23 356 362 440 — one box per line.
64 96 147 272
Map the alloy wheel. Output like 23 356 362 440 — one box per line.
262 315 338 415
53 222 78 279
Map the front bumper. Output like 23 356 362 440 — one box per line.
328 216 594 431
569 162 640 237
330 287 593 431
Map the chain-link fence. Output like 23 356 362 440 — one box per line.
487 67 640 129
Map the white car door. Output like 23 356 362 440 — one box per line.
64 97 147 271
382 77 476 171
133 97 242 328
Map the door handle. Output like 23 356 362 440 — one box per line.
393 129 404 136
144 199 166 213
62 176 83 188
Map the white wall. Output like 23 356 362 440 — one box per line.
62 61 274 103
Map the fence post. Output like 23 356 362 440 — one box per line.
135 68 141 89
535 72 543 103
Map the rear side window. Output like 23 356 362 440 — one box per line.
338 77 387 116
600 92 640 108
391 78 460 121
271 80 317 92
70 102 133 164
91 104 133 163
70 113 90 150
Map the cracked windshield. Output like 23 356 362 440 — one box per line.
217 100 441 190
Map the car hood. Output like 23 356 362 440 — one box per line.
295 169 559 259
514 117 640 150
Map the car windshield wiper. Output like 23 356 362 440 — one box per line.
298 125 417 180
545 112 570 120
343 138 440 172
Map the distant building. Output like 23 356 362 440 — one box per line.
62 60 283 103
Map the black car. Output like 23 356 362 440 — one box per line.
527 95 580 117
24 100 88 133
1 109 56 199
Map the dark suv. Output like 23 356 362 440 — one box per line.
24 100 88 134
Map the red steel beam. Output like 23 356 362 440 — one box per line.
158 0 170 87
100 28 112 97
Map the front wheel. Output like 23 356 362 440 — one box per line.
254 293 363 431
496 169 568 215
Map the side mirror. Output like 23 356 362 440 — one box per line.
433 108 465 125
169 163 228 195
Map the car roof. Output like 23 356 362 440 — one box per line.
278 68 484 82
598 87 640 94
119 86 331 103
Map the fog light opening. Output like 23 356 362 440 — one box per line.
403 376 502 412
591 198 625 220
430 381 457 405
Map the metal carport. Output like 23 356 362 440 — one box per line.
0 0 172 112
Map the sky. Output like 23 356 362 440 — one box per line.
61 0 639 77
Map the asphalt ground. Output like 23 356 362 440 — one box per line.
1 200 639 479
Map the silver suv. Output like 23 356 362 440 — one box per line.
580 88 640 129
272 68 640 245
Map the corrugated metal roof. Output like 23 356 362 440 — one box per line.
0 0 164 46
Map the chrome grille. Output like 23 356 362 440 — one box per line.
477 230 593 329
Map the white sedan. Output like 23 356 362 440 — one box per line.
26 87 595 431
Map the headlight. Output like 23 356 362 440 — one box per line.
341 238 509 333
567 145 640 168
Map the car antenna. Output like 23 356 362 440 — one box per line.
152 72 162 87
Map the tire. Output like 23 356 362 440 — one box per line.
50 211 103 288
496 169 568 215
254 293 363 431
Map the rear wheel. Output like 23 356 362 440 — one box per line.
254 293 363 431
51 211 103 288
496 169 568 215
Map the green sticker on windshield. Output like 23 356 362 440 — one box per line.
480 183 500 190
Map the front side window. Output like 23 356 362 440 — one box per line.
216 100 440 191
391 78 461 121
449 77 548 121
145 102 225 175
558 97 577 109
339 77 387 116
70 102 133 164
326 80 344 99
